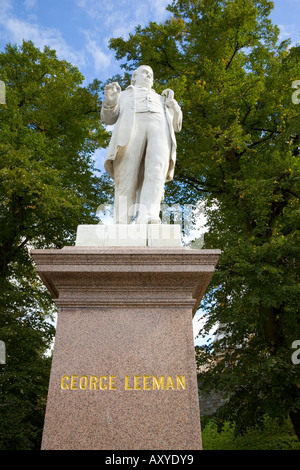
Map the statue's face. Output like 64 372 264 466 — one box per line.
133 66 154 89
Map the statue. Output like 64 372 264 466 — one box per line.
101 65 182 224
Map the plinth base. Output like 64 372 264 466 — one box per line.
31 246 220 450
75 223 182 247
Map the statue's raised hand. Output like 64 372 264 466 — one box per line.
162 88 179 111
104 82 121 107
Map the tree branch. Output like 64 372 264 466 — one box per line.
225 42 239 70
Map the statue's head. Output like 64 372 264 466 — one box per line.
131 65 154 89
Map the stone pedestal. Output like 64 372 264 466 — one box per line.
75 223 182 247
31 246 220 450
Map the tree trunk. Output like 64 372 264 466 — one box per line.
290 409 300 442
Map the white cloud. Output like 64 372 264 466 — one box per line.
149 0 170 23
0 0 13 15
193 310 218 346
278 24 293 40
74 0 116 16
24 0 37 9
75 0 171 38
75 0 88 8
0 9 86 68
277 24 299 48
83 32 113 72
105 19 138 40
0 0 172 80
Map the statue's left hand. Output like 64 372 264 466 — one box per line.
162 88 180 111
166 98 180 110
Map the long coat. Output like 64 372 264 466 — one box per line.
100 85 182 183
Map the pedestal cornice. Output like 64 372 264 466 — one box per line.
31 247 221 314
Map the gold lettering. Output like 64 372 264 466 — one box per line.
70 375 79 390
99 376 107 390
80 375 88 390
60 373 186 391
134 375 142 390
176 375 186 390
61 375 69 390
89 375 98 390
153 375 164 390
109 375 116 390
166 375 175 390
125 375 133 390
143 375 151 390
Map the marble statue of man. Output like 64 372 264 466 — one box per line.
101 65 182 224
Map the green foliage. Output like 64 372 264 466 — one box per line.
0 307 54 449
108 0 300 440
0 40 112 449
0 41 111 261
201 416 300 450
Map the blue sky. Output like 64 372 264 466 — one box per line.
0 0 171 84
1 0 298 171
0 0 299 346
0 0 299 87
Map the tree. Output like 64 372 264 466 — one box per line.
0 302 54 449
0 40 112 449
107 0 300 440
0 40 112 276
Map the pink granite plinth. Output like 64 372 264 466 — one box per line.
31 247 220 450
